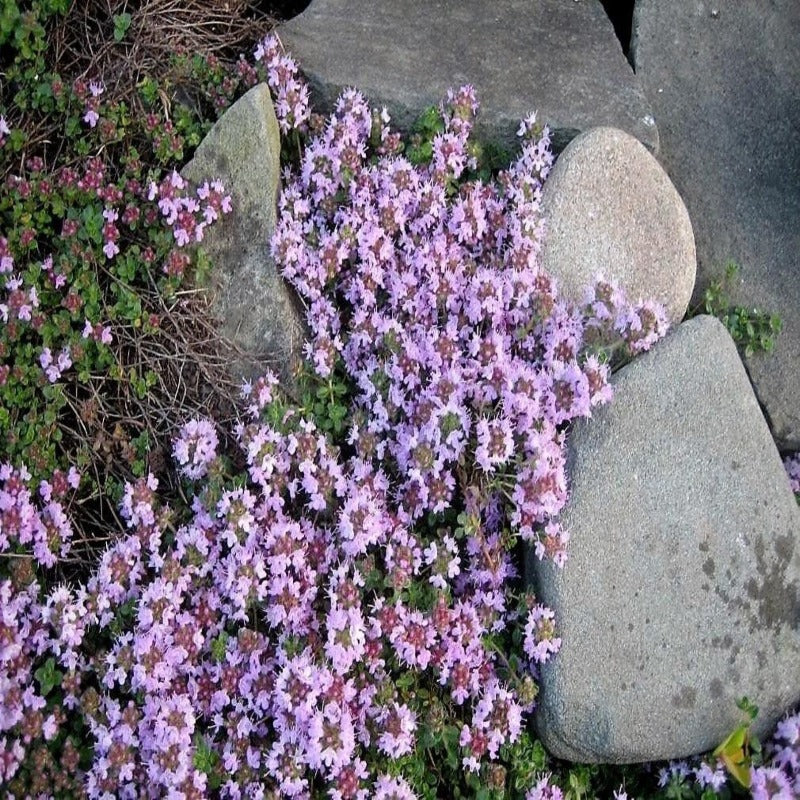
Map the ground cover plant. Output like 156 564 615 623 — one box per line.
691 262 783 359
2 6 800 799
0 0 278 551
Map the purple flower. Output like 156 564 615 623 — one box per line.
523 604 561 665
474 416 515 473
472 679 523 758
373 773 419 800
751 766 795 800
694 760 727 791
525 775 564 800
173 418 218 480
376 701 417 759
307 701 356 775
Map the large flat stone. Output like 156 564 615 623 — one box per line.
529 315 800 763
182 84 305 385
279 0 658 153
631 0 800 449
541 127 695 323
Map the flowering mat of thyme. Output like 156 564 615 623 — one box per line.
2 7 800 799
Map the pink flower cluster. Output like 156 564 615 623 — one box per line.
39 345 72 383
172 417 219 480
525 774 565 799
273 80 666 565
82 80 105 129
0 40 681 799
0 236 12 273
0 463 77 570
254 35 311 134
0 397 539 796
146 171 232 251
752 710 800 797
523 604 561 665
82 318 113 345
0 272 38 324
661 709 800 798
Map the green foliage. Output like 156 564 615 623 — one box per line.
697 262 782 357
0 7 260 547
468 139 513 183
404 104 514 183
193 735 224 789
712 697 761 789
34 656 63 696
503 730 548 792
210 631 230 662
112 12 131 42
1 0 66 53
298 368 352 435
406 105 445 166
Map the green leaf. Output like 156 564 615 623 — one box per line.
713 722 752 788
414 105 444 135
81 204 104 245
736 695 759 721
113 12 132 42
211 632 229 661
409 140 434 166
34 657 63 696
8 127 25 151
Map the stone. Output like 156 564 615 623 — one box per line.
529 315 800 763
540 126 696 323
182 83 305 385
278 0 658 153
631 0 800 449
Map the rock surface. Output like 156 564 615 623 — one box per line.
529 315 800 763
540 127 695 323
182 84 305 385
631 0 800 449
279 0 658 152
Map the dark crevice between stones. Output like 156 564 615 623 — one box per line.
256 0 312 21
738 359 787 453
600 0 636 64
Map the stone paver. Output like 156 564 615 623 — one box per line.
631 0 800 449
279 0 658 152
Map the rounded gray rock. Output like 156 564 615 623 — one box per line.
529 315 800 763
182 84 305 386
541 126 696 323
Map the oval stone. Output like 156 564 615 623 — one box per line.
541 126 696 323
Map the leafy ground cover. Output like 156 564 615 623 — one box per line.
1 3 799 798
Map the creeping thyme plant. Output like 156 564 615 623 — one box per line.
0 0 271 549
2 13 800 799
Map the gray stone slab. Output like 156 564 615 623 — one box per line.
529 315 800 763
279 0 658 153
182 84 305 386
631 0 800 449
541 126 695 323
